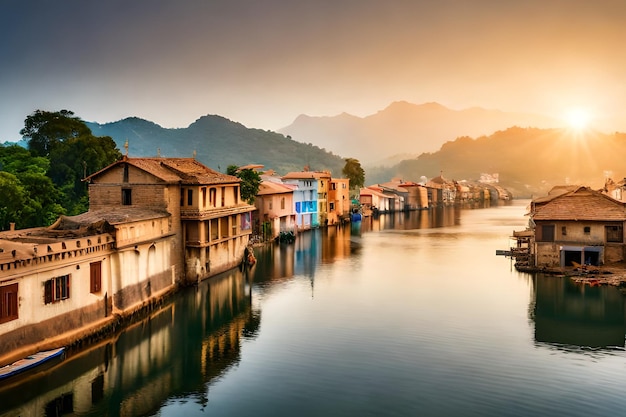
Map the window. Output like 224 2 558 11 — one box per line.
606 225 623 243
202 188 207 208
209 188 217 206
330 202 335 211
539 225 555 242
123 164 129 182
233 186 239 204
90 261 102 293
561 226 567 236
45 275 70 304
331 183 336 190
584 226 591 235
221 187 226 206
0 283 18 324
269 201 273 210
122 188 132 205
187 189 193 206
281 197 285 210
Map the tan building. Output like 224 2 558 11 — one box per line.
88 157 255 282
0 208 175 363
530 186 626 267
0 156 255 365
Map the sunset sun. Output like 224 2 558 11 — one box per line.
564 108 592 131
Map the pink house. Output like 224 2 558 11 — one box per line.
255 178 297 240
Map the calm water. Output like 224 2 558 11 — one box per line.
2 200 626 417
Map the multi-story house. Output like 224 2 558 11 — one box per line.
328 178 350 224
88 157 255 282
0 156 255 365
282 172 321 230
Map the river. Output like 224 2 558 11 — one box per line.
2 200 626 417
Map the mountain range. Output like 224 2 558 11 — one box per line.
86 115 346 175
82 102 626 198
367 126 626 198
279 101 560 165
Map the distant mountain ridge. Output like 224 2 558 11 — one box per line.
279 101 560 165
86 115 346 176
368 126 626 198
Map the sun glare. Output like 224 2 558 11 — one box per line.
564 108 591 131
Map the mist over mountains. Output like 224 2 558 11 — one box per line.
368 126 626 198
279 101 560 165
81 101 626 199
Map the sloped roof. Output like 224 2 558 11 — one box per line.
532 185 581 204
258 180 295 195
360 187 389 199
282 171 330 180
87 156 239 185
532 187 626 221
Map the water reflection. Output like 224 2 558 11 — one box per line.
3 202 626 417
359 206 460 233
0 269 255 417
531 274 626 350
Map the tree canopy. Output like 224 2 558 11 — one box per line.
227 165 261 204
342 158 365 190
20 109 122 215
0 110 122 230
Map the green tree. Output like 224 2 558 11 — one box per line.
227 165 261 204
20 110 122 215
0 171 26 230
20 109 91 157
0 144 65 227
342 158 365 190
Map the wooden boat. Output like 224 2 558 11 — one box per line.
0 347 65 381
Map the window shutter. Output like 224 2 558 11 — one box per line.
44 280 52 304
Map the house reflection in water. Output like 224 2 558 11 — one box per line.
531 274 626 349
0 268 255 416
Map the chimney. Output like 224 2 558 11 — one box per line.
9 222 15 231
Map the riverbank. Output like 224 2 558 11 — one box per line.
517 262 626 289
0 285 177 368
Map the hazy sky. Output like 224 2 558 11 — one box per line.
1 0 625 141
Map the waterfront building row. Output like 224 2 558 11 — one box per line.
0 156 254 365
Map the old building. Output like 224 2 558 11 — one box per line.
0 156 255 365
0 208 174 362
87 157 255 282
530 186 626 267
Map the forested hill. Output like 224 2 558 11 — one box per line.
368 127 626 198
86 115 346 175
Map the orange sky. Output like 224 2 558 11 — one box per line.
1 0 625 141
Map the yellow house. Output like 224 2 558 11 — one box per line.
328 178 350 224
